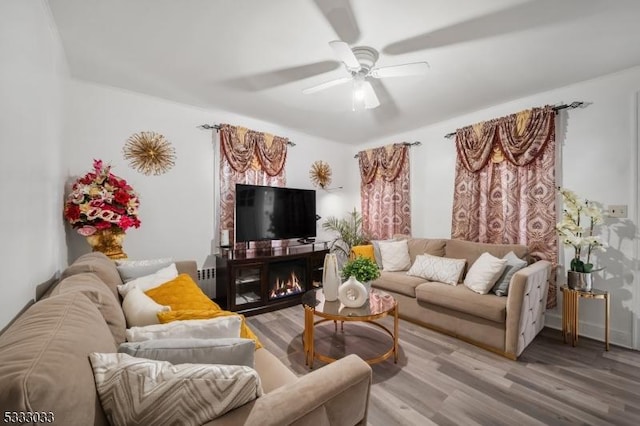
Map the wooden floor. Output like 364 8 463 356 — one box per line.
247 306 640 426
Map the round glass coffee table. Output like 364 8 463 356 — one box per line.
301 288 398 369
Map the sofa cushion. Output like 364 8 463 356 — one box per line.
118 337 256 367
492 251 528 297
60 251 123 300
445 239 529 280
51 272 127 344
463 252 508 295
350 244 375 261
407 254 466 286
115 257 174 282
393 234 447 263
125 316 242 342
378 239 412 271
89 352 263 426
121 286 171 327
0 292 116 426
415 282 507 323
371 271 426 298
117 263 179 297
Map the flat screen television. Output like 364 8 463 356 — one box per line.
235 184 317 243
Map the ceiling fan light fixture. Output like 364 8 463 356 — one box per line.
352 75 366 111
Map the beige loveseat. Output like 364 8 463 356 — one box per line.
372 236 551 359
0 252 372 426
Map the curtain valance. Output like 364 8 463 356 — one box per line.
219 123 288 176
358 143 408 184
455 105 555 172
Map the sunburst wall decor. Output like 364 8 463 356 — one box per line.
309 160 332 189
123 131 176 176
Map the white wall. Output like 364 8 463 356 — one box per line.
359 66 640 349
63 80 354 268
0 1 68 329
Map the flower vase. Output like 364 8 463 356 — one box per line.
567 270 593 292
322 253 340 301
86 228 127 260
338 276 368 308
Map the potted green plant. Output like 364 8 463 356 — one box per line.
322 208 369 263
341 256 381 292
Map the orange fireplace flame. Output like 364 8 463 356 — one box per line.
269 271 303 299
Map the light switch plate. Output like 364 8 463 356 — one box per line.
607 205 627 218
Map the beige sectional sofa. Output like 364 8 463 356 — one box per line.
0 252 372 426
372 236 551 359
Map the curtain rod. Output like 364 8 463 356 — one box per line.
198 123 296 146
443 101 585 139
353 141 422 158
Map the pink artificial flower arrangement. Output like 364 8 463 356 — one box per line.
64 159 141 236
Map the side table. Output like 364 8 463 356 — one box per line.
561 286 609 350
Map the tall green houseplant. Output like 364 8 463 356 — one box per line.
321 208 369 262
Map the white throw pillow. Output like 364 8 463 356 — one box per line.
117 263 178 297
89 352 263 426
125 316 242 342
121 286 171 328
406 254 466 285
463 252 508 294
378 239 411 272
115 257 174 283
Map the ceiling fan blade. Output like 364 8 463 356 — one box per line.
225 61 341 91
302 76 352 94
329 40 361 70
313 0 360 44
370 62 430 79
383 0 594 55
362 81 380 109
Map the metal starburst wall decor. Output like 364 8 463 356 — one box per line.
123 131 176 176
309 160 332 189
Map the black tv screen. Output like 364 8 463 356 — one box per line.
235 184 316 242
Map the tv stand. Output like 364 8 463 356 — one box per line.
215 247 328 316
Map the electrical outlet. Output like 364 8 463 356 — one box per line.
607 205 627 218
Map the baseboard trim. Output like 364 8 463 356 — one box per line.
545 311 633 349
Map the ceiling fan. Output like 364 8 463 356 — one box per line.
303 40 429 110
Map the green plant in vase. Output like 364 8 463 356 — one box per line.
341 256 381 284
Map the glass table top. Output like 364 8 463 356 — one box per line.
301 288 396 318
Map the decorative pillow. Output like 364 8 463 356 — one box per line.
115 258 174 283
370 239 394 267
89 352 263 426
406 254 466 285
118 338 255 367
157 310 263 349
117 263 178 297
350 245 375 261
125 316 242 342
121 286 171 328
378 239 412 272
492 251 528 297
463 252 508 294
144 273 220 311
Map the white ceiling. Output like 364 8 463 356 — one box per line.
48 0 640 145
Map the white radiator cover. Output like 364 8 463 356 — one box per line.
197 267 216 299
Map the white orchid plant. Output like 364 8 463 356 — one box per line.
556 187 607 273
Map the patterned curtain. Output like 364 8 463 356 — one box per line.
358 143 411 240
219 124 288 247
451 106 558 308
